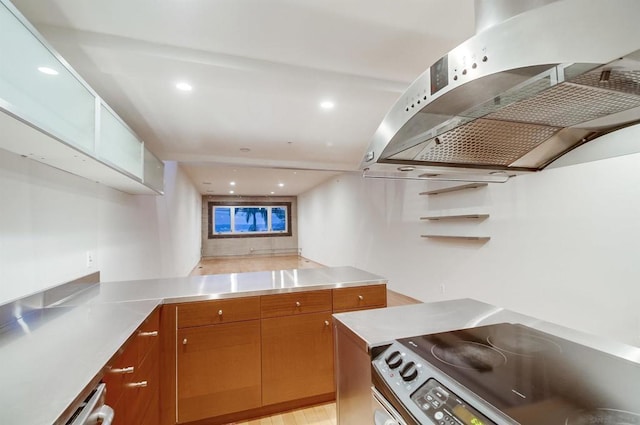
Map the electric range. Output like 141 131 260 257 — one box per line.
372 323 640 425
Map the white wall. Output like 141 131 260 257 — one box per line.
299 127 640 347
0 149 201 304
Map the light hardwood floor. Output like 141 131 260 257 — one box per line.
190 255 325 275
231 403 336 425
189 255 421 425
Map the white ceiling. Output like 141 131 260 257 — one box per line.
10 0 475 196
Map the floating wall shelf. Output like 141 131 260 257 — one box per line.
421 235 491 241
420 213 489 221
420 183 488 196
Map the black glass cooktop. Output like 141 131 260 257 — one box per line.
397 323 640 425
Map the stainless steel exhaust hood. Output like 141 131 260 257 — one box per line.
362 0 640 182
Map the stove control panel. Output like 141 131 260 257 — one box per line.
411 378 493 425
373 342 497 425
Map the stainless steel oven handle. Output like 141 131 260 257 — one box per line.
67 383 115 425
87 405 114 425
372 387 407 425
374 409 401 425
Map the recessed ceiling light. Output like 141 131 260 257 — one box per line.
202 181 211 185
320 101 335 110
278 183 284 187
229 190 234 194
176 82 193 91
240 147 251 153
38 67 58 75
270 191 275 194
230 181 236 186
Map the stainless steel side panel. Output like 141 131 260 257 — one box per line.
336 322 376 425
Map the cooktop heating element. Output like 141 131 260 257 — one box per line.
372 323 640 425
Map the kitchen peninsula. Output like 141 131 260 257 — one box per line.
0 266 387 425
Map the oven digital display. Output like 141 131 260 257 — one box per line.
453 404 485 425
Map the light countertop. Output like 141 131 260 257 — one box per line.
0 266 386 425
0 300 158 425
333 298 640 364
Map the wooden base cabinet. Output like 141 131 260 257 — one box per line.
261 311 334 405
176 320 262 423
172 297 262 424
160 285 386 425
103 307 160 425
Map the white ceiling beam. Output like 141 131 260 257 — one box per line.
38 24 410 94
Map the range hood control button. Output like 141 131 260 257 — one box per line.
400 361 418 382
385 350 403 369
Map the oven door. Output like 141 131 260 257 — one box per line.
372 387 408 425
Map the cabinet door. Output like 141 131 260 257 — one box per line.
262 311 334 405
176 320 261 423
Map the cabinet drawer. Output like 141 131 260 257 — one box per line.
261 290 332 318
136 307 160 364
177 296 261 328
103 336 138 408
332 284 387 312
103 309 160 425
126 343 159 425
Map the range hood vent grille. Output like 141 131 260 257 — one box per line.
571 69 640 94
412 119 558 167
487 76 640 128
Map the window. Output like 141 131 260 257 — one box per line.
208 202 292 238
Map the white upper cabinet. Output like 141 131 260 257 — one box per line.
0 0 164 195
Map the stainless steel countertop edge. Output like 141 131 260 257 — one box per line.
160 278 388 304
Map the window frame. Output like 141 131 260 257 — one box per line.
208 201 292 239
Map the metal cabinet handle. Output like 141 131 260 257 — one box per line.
110 366 134 374
183 338 188 345
295 301 301 307
324 320 330 326
358 295 364 301
127 381 148 388
138 330 158 337
218 309 223 316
